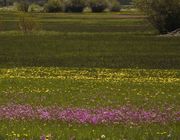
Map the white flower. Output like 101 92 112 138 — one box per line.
167 134 171 138
101 134 106 139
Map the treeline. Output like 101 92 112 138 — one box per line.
119 0 132 5
0 0 132 7
0 0 46 6
3 0 122 13
44 0 121 13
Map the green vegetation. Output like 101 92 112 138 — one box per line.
44 0 64 13
64 0 86 13
0 121 179 140
0 68 180 139
15 0 29 12
109 0 121 12
4 0 122 13
135 0 180 34
0 10 179 139
0 67 180 108
0 12 180 69
17 13 41 33
89 0 109 12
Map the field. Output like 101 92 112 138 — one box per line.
0 11 180 140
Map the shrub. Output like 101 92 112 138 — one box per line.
89 0 109 12
109 0 121 12
118 0 132 5
0 0 14 6
135 0 180 34
44 0 64 12
28 3 44 12
64 0 86 13
17 13 41 33
0 19 4 31
15 0 29 12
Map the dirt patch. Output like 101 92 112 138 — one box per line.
160 28 180 37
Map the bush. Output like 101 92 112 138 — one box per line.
0 0 14 6
0 19 4 31
109 0 121 12
135 0 180 34
28 3 44 12
15 0 29 12
118 0 132 5
17 13 41 33
64 0 86 13
44 0 64 12
89 0 109 12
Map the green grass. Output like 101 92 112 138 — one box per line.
0 11 180 139
0 33 180 69
0 67 179 139
0 121 180 140
0 12 180 69
0 68 180 139
0 68 180 108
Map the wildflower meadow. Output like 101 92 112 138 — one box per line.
0 3 180 140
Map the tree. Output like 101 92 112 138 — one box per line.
109 0 121 12
118 0 132 5
89 0 109 12
3 0 7 6
64 0 86 13
135 0 180 34
16 0 29 12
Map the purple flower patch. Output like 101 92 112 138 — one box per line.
0 104 179 124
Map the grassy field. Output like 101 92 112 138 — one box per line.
0 12 179 69
0 11 180 140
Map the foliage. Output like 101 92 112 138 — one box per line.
0 12 180 68
0 0 14 6
28 3 43 12
109 0 121 12
15 0 29 12
0 18 3 31
135 0 180 34
17 13 40 33
118 0 132 5
44 0 64 12
89 0 109 12
64 0 86 12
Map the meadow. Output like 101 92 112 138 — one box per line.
0 11 180 140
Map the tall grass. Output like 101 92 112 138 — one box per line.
0 12 179 69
